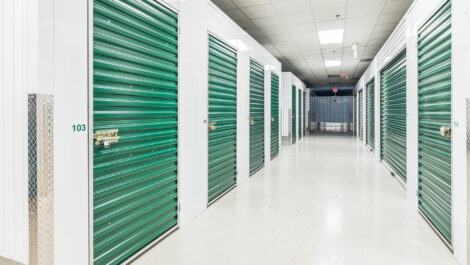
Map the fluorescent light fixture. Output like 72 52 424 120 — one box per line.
318 29 344 44
325 60 341 67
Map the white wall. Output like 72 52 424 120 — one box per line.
0 0 37 262
356 0 470 263
280 72 306 141
178 0 281 225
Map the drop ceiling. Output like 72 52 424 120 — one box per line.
210 0 413 86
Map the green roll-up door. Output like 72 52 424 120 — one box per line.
366 79 375 150
249 59 265 174
417 0 452 245
303 92 306 137
271 73 279 159
208 35 237 203
93 1 178 264
381 49 407 182
292 86 297 144
296 90 302 139
359 90 363 140
299 92 303 139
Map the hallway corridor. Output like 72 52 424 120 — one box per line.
132 135 458 265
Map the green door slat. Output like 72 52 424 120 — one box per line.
292 86 297 144
271 73 280 159
359 90 363 140
366 79 375 150
208 35 237 203
250 60 265 174
93 1 178 264
381 49 407 182
417 0 452 245
298 91 300 139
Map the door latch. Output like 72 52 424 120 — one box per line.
208 122 217 131
93 129 120 148
250 119 255 126
439 126 451 137
271 117 275 122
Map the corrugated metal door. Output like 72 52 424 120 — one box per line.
303 91 306 137
271 73 279 159
292 86 297 144
297 90 302 139
249 59 265 174
359 90 363 140
417 0 452 245
381 49 407 182
208 35 237 203
93 1 178 264
366 79 375 150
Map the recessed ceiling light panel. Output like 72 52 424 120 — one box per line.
325 60 341 67
318 29 344 44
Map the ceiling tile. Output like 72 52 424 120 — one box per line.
211 0 238 10
273 0 311 15
232 0 271 8
225 9 248 21
315 19 346 31
313 8 347 22
347 3 386 18
310 0 348 11
251 16 284 28
241 4 278 18
281 12 314 25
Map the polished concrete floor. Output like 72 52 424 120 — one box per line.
133 135 458 265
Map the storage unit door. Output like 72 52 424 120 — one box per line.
359 90 363 140
292 86 297 144
271 73 280 159
249 59 265 174
381 49 407 182
93 1 178 264
366 80 375 150
303 92 306 137
298 92 300 139
300 92 303 139
208 35 237 203
417 0 452 245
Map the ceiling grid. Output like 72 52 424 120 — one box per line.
211 0 413 86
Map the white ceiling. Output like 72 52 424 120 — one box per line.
211 0 413 86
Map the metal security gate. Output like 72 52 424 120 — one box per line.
249 59 265 174
366 79 375 150
93 1 178 264
292 86 297 144
381 49 407 182
208 34 237 203
359 90 363 140
271 73 279 159
417 0 452 246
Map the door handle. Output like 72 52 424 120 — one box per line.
271 117 275 122
250 119 255 126
208 122 217 131
94 129 120 148
440 126 451 137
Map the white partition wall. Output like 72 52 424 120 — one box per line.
280 72 306 144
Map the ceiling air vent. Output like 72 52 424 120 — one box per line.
328 74 349 79
360 58 373 63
